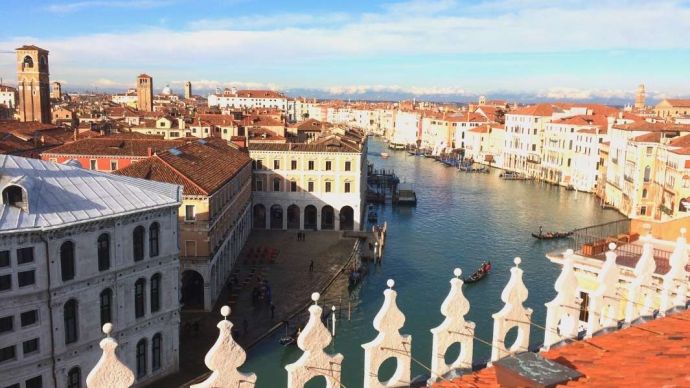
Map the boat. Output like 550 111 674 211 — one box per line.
565 185 575 191
531 231 573 240
348 263 369 288
464 262 492 284
278 321 301 346
367 206 378 222
380 152 389 159
500 171 531 180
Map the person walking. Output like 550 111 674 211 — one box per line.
270 303 275 319
309 260 314 272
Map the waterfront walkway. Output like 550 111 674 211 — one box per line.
150 230 360 388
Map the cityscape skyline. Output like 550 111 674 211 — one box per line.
1 0 690 101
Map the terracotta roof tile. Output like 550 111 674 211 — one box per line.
41 137 186 157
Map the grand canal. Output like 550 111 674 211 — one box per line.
242 138 624 386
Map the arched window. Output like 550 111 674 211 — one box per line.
644 166 651 182
22 55 33 69
100 288 112 326
97 234 110 271
60 241 75 281
67 367 81 388
149 223 160 257
133 226 145 261
64 299 78 344
135 278 146 318
136 339 147 378
150 274 161 313
642 188 648 198
152 333 162 371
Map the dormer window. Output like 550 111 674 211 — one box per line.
2 185 26 210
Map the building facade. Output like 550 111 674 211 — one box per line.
16 45 51 124
184 82 192 100
0 155 182 388
208 89 288 111
50 82 62 100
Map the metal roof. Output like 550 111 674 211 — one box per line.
0 155 181 233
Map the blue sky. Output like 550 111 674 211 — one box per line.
1 0 689 100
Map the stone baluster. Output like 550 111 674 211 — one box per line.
586 243 620 337
490 258 532 363
191 306 256 388
624 235 657 323
543 249 580 350
285 293 343 388
86 323 135 388
362 279 411 388
660 228 690 314
428 268 475 384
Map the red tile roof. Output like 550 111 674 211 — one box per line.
41 137 186 158
509 103 556 117
434 309 690 387
664 99 690 107
613 121 690 132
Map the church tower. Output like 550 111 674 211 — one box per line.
137 74 153 112
51 81 62 100
16 45 51 123
635 84 646 110
184 81 192 99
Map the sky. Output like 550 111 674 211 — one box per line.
1 0 690 101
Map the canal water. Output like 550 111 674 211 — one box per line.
242 138 624 387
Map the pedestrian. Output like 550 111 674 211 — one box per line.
309 260 314 272
297 231 300 241
270 303 275 319
243 318 249 335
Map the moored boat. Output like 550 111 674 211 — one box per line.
531 231 573 240
380 152 389 159
464 261 492 283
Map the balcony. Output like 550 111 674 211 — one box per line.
624 175 634 183
660 204 674 216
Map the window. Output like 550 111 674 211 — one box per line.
644 166 651 182
344 161 351 171
135 279 146 318
0 316 12 333
64 299 78 344
185 205 195 221
17 247 33 265
25 376 42 388
90 160 97 170
640 206 647 216
60 242 75 281
0 345 16 362
344 182 351 193
0 250 8 267
21 310 37 327
97 234 110 271
255 180 263 192
136 339 147 378
325 161 332 171
152 333 162 371
150 274 161 313
67 367 81 388
308 161 315 170
307 181 314 192
325 182 332 193
290 181 297 192
100 289 112 326
273 178 281 192
18 270 35 287
642 188 648 198
133 226 145 261
646 146 653 156
110 160 118 171
149 223 160 257
256 160 263 170
22 338 38 355
291 160 297 170
273 160 280 169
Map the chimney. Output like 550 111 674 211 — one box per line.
147 147 153 157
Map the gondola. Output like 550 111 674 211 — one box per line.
464 263 491 284
531 231 573 240
278 321 302 346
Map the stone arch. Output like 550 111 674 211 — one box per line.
340 206 354 231
321 205 334 230
253 204 266 229
287 204 300 229
304 205 317 230
181 270 204 310
270 204 283 229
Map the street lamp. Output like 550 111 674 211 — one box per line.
331 305 336 336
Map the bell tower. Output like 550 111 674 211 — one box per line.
184 81 192 99
634 84 646 110
16 45 51 123
137 74 153 112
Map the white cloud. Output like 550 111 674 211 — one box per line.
45 0 173 13
322 85 466 96
91 78 129 88
169 79 281 91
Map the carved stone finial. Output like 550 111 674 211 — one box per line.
543 249 580 350
312 292 320 304
285 294 343 388
625 239 657 322
660 228 689 315
429 269 475 384
86 324 135 388
586 244 621 337
362 280 411 388
191 307 256 388
491 259 532 362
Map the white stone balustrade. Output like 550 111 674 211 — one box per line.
191 306 257 388
543 249 581 350
586 243 621 337
285 292 343 388
362 279 412 388
86 323 135 388
429 268 475 384
660 228 690 315
491 257 532 362
625 235 657 322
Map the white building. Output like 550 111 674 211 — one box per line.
391 110 420 148
0 85 17 109
208 89 288 111
571 127 608 192
503 104 556 177
0 155 182 388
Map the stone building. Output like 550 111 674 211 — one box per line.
115 138 252 311
51 81 62 100
184 81 192 100
136 74 153 112
0 155 183 388
248 128 367 231
16 45 51 124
